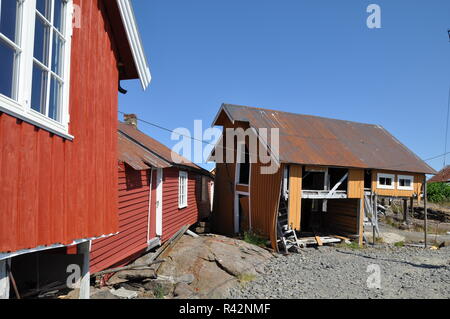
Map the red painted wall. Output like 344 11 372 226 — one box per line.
90 165 212 273
90 163 150 273
161 168 203 242
0 0 119 253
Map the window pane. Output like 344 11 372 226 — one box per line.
48 76 61 121
34 15 51 65
36 0 52 20
0 0 18 43
31 64 48 114
51 31 64 76
0 39 15 98
54 0 65 33
385 178 392 185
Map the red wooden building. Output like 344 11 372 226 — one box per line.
0 0 150 298
90 116 213 274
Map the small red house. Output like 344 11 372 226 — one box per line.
0 0 150 299
90 116 213 274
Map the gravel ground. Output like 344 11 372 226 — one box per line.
228 245 450 299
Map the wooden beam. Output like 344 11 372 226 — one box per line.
326 173 349 199
314 236 323 246
424 179 428 248
358 197 364 246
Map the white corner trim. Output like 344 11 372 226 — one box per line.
116 0 151 90
0 232 118 261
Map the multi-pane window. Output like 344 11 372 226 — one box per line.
397 175 413 190
179 171 188 208
0 0 22 100
377 173 394 189
0 0 73 136
32 0 67 121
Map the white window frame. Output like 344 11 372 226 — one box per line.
0 0 74 140
178 171 188 209
377 173 395 190
397 175 414 191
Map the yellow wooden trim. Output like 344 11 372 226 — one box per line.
348 169 364 198
288 165 302 230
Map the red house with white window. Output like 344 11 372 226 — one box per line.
90 116 213 274
0 0 150 299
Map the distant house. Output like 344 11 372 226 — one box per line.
428 166 450 184
211 104 435 250
90 115 213 274
0 0 150 299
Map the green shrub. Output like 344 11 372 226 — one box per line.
427 182 450 203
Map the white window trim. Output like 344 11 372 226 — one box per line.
178 171 188 209
377 173 395 190
397 175 414 191
0 0 74 140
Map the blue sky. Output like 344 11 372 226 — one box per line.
119 0 450 172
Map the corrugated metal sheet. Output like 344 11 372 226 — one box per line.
119 122 209 173
215 104 436 174
0 0 119 253
428 166 450 183
118 132 170 170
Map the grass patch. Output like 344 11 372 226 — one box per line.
237 273 256 284
336 241 363 250
243 232 267 247
153 284 165 299
394 241 405 247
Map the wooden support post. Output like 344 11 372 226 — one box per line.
410 197 414 220
358 197 364 246
403 199 408 223
424 181 428 248
0 259 10 299
78 241 91 299
372 193 377 245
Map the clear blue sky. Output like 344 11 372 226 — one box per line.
119 0 450 172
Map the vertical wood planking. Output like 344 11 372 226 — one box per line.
348 169 364 199
288 165 302 230
0 0 120 252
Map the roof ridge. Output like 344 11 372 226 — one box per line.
223 103 380 127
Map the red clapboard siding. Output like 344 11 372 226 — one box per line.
90 162 150 273
161 168 201 242
0 0 119 253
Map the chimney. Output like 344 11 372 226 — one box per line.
124 114 138 128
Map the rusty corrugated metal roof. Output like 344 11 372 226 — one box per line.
214 104 436 174
118 132 171 170
118 122 209 173
428 166 450 183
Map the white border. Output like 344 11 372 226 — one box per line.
156 168 163 236
0 232 117 261
178 170 188 208
377 173 395 190
0 0 74 140
116 0 151 89
397 174 414 190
